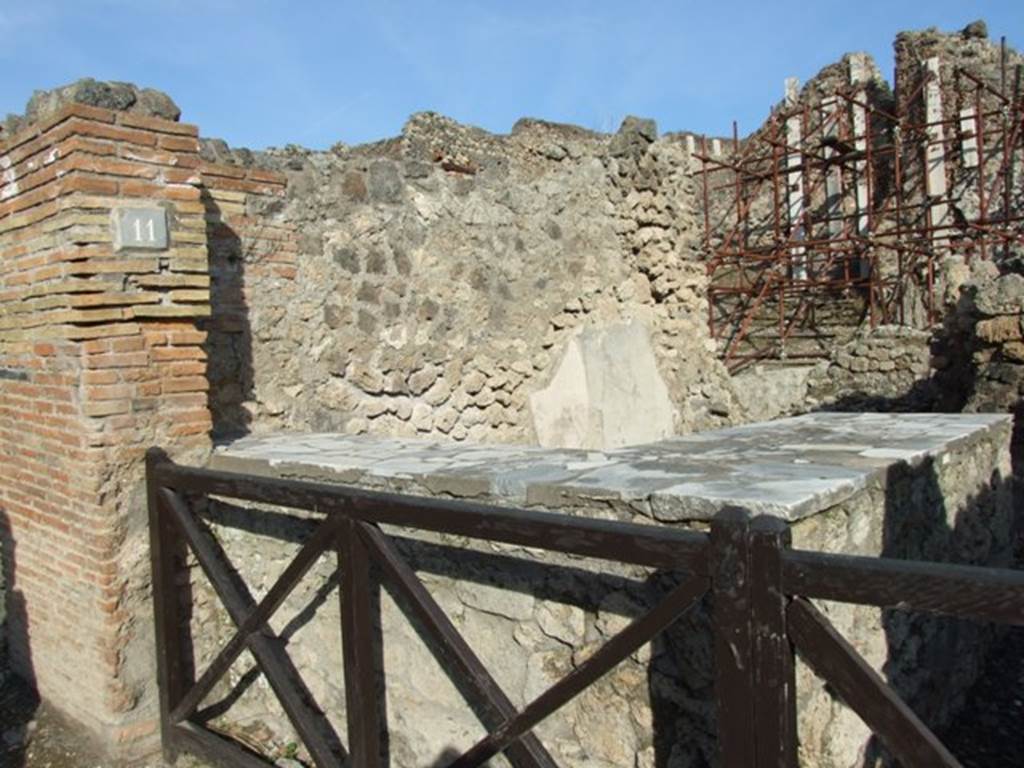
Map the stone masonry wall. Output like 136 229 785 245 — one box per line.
0 99 214 755
190 22 1022 454
200 114 741 449
932 268 1024 457
808 325 934 409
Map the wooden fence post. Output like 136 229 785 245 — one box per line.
750 515 798 767
710 507 756 768
339 517 383 768
146 448 190 762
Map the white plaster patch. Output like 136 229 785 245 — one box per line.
529 321 675 451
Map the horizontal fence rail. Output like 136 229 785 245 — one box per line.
151 456 710 572
147 448 1024 768
783 548 1024 625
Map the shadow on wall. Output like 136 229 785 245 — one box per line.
860 457 1015 767
820 371 1020 764
201 188 255 442
0 506 38 768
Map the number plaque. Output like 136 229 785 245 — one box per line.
113 207 168 251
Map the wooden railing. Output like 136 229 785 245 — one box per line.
146 448 1024 767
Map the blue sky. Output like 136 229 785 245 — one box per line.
1 1 1021 150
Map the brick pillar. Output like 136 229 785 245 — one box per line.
0 103 212 755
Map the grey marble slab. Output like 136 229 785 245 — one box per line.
209 412 1010 522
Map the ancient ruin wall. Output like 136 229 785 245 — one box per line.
0 80 743 757
189 21 1023 453
200 114 741 450
0 18 1021 761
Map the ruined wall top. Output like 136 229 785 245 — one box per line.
1 77 181 140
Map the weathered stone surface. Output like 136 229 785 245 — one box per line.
367 160 403 202
970 273 1024 316
962 19 988 39
18 78 181 129
4 22 1024 764
529 321 675 450
200 102 740 447
976 315 1023 344
731 364 816 422
808 325 934 410
211 412 1008 521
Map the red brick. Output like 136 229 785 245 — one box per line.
51 118 158 149
158 135 200 153
81 370 118 385
163 168 202 184
161 376 208 393
84 351 149 369
167 329 206 346
119 180 163 198
74 155 160 180
169 361 205 376
151 346 205 362
85 384 133 401
109 336 145 353
164 184 201 202
59 173 120 197
200 162 247 180
116 112 198 137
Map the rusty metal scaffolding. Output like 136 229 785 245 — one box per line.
699 48 1024 372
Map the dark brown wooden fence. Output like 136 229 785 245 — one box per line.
146 448 1024 768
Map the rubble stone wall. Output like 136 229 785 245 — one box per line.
808 325 934 409
931 269 1024 461
200 114 741 449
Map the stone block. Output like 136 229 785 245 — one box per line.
976 315 1023 344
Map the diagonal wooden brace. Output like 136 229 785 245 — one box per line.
358 521 559 768
170 513 343 723
787 597 962 768
451 571 710 767
160 488 345 768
